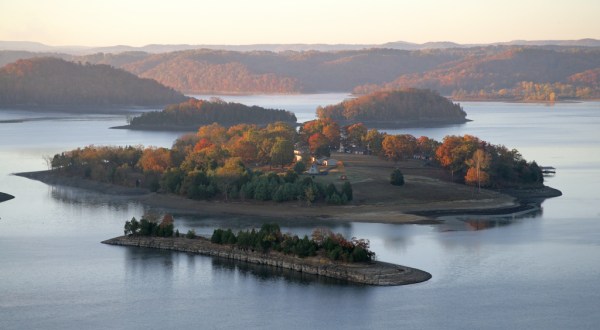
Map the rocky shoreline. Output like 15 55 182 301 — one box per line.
102 235 432 286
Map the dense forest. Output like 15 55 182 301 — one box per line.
50 117 543 210
355 48 600 101
0 57 187 108
128 98 297 130
71 46 600 100
316 89 467 126
2 46 597 100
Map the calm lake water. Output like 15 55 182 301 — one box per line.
1 97 599 329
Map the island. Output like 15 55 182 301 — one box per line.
316 89 468 128
116 98 297 131
16 119 562 223
0 57 187 111
102 222 432 286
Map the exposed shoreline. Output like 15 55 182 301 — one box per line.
14 170 561 223
102 235 432 286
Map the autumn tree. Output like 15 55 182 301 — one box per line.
138 147 172 173
308 133 331 157
344 123 368 147
465 149 491 191
215 157 246 201
364 129 385 155
435 135 481 181
229 138 258 164
416 136 440 159
381 134 416 162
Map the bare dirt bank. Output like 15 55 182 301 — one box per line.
102 235 432 286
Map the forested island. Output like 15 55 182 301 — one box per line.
103 220 431 285
0 57 186 110
20 117 561 223
123 98 297 131
316 89 467 127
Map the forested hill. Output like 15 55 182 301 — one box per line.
73 46 600 100
317 89 467 127
0 57 187 109
354 47 600 101
2 46 598 101
128 98 297 130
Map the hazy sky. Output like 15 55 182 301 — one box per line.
1 0 598 46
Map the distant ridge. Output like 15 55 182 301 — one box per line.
0 57 187 109
1 39 598 54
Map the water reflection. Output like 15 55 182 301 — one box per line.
124 246 175 283
49 185 140 211
210 258 356 287
436 207 543 232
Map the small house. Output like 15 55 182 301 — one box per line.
307 163 320 175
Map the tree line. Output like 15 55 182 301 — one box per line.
51 121 353 205
51 116 543 209
211 223 375 262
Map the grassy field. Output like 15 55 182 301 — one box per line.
310 152 508 208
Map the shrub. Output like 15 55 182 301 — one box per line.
186 229 196 239
390 168 405 186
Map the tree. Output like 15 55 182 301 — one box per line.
229 138 258 164
269 138 294 168
342 181 353 201
345 123 367 147
215 157 246 201
364 129 385 155
382 135 416 162
138 147 172 173
308 133 330 157
390 168 405 186
293 161 306 174
465 149 491 192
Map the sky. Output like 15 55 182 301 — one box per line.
1 0 599 46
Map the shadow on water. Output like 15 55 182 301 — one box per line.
49 185 141 211
210 257 359 287
436 207 543 232
121 244 362 288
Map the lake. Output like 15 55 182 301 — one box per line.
1 97 599 329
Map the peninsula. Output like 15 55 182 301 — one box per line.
102 235 431 286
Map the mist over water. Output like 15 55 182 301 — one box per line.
1 98 599 329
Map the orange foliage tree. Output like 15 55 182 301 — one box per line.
138 147 172 173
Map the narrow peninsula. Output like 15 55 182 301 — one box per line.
103 220 432 286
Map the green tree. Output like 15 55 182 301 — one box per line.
342 181 353 201
269 138 295 168
390 168 405 186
